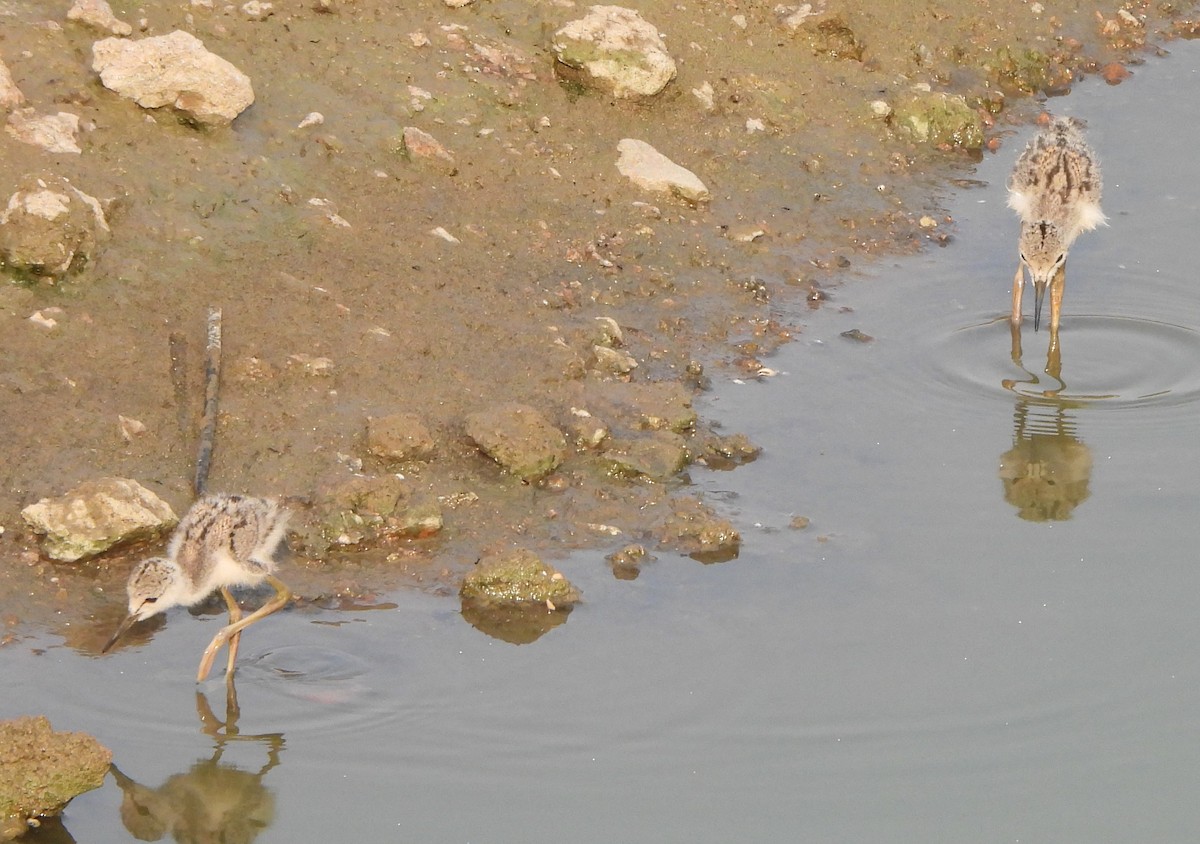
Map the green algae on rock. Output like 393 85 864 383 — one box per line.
894 92 984 150
0 716 111 841
20 477 177 562
460 548 580 607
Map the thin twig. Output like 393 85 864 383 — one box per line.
194 307 223 496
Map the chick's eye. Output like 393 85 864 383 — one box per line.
143 597 158 604
1056 254 1065 264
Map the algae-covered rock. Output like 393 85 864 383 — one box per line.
21 477 177 562
894 92 983 150
464 403 568 482
607 542 653 580
305 473 442 552
552 6 677 99
0 174 110 281
0 716 112 840
697 432 761 470
460 548 581 606
659 495 740 562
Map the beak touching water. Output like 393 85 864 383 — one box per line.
102 613 140 654
1033 279 1048 332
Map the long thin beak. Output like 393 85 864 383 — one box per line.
102 613 140 653
1033 280 1048 332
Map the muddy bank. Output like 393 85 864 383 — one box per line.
0 0 1195 640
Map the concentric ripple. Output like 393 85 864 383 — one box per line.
927 314 1200 411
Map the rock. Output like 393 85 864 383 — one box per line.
776 2 825 32
616 139 710 203
365 412 436 462
399 126 456 174
91 31 255 126
697 432 761 469
66 0 132 36
1102 62 1131 85
444 0 473 7
591 344 638 376
608 381 697 432
0 716 112 839
464 403 568 482
305 473 442 552
241 0 274 20
460 548 581 606
20 477 177 562
603 431 689 480
800 13 863 61
894 92 983 150
607 543 652 579
5 109 82 154
552 6 676 99
565 409 609 449
659 496 740 562
0 174 109 281
0 58 25 111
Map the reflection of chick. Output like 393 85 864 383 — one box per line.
111 761 276 844
999 434 1093 521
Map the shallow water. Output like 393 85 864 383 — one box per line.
7 44 1200 843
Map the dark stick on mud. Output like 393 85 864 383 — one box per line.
194 307 223 496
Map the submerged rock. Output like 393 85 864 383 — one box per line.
91 31 254 126
5 109 81 154
20 477 177 562
659 496 740 562
464 403 568 482
552 6 676 99
0 174 109 281
399 126 456 174
616 139 710 203
460 548 581 607
0 716 112 840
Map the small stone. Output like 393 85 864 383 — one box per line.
592 344 638 376
241 0 274 20
870 99 892 117
430 226 459 243
297 112 324 128
465 403 568 482
692 81 715 111
399 126 456 173
1102 62 1131 85
607 543 652 579
789 515 811 530
91 30 255 126
746 117 766 133
5 109 81 154
117 415 146 441
286 353 335 376
21 477 177 562
659 496 740 562
67 0 133 36
840 328 874 343
894 92 983 150
919 215 938 228
444 0 473 6
616 138 710 203
365 412 436 462
28 309 59 329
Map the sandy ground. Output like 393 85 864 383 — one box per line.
1 0 1195 642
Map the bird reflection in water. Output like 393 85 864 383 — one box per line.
999 327 1095 521
109 681 282 844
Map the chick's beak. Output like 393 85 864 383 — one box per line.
102 613 140 654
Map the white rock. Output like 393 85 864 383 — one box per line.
92 30 254 126
67 0 133 36
5 109 82 154
616 139 710 203
297 111 324 128
691 80 715 111
0 58 26 111
444 0 473 6
552 6 677 99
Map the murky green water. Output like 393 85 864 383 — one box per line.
7 42 1200 844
